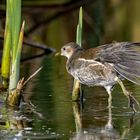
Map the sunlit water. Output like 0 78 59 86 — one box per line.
1 55 140 139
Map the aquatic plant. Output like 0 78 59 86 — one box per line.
1 0 24 106
72 7 83 101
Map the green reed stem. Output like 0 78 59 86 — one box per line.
72 7 83 101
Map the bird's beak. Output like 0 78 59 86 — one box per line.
60 49 64 56
55 52 60 56
55 51 64 56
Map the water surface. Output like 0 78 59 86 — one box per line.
14 55 140 139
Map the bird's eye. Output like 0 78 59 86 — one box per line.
63 47 66 51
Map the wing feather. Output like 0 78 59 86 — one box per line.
94 42 140 84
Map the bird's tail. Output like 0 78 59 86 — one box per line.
114 43 140 85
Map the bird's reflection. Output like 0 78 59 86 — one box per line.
71 99 138 140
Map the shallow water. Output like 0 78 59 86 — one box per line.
2 55 140 139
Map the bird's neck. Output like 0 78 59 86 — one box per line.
68 49 83 62
66 49 83 73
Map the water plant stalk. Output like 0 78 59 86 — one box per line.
1 0 22 90
9 20 24 91
1 0 12 79
72 7 83 101
9 0 22 91
1 0 24 107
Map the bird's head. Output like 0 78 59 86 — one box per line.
61 42 81 59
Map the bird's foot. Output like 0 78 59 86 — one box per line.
128 92 139 113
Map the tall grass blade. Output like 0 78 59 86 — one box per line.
11 0 21 62
72 7 83 101
9 21 25 91
76 7 83 46
1 0 21 81
1 0 12 79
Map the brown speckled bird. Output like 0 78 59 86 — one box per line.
61 42 140 112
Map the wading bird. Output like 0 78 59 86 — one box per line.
61 42 140 112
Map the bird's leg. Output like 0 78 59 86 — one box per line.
105 86 112 108
115 77 139 112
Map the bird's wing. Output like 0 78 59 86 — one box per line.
94 42 140 85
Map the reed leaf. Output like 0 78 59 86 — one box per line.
76 7 83 46
9 21 24 91
1 0 21 81
11 0 21 62
1 0 12 79
72 7 83 101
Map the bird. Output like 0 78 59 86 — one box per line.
61 42 140 112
